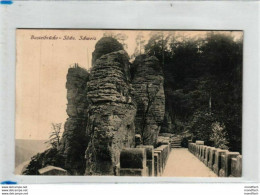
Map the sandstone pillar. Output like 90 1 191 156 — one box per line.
85 43 136 175
132 55 165 146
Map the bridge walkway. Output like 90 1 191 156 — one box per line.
162 148 217 177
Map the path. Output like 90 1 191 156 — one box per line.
162 148 217 177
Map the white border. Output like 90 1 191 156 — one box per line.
0 0 259 183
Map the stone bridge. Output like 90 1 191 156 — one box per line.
116 137 242 177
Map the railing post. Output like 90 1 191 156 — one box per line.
137 145 154 176
119 148 148 176
219 152 240 177
213 149 228 176
208 147 217 170
230 155 242 177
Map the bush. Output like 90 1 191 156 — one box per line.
22 148 65 175
210 122 229 150
188 111 216 143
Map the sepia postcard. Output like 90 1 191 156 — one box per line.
15 29 243 177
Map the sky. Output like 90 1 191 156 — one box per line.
15 29 243 140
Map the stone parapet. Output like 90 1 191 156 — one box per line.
230 155 242 177
208 147 217 170
203 146 212 166
137 145 154 176
213 149 228 175
118 148 148 176
154 153 159 176
188 142 241 177
219 152 240 177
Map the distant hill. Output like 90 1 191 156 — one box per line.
15 139 48 171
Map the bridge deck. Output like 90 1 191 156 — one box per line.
162 148 217 177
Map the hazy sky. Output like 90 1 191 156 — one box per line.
16 29 242 140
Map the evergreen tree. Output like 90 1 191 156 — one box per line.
210 122 229 150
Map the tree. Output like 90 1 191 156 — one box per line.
135 32 145 56
210 122 229 150
200 33 242 152
138 83 160 144
188 111 216 144
45 123 62 149
103 32 128 49
145 31 174 68
156 32 242 153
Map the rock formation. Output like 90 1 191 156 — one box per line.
131 54 165 146
23 65 90 175
58 65 90 175
85 38 136 175
92 37 123 66
23 37 166 176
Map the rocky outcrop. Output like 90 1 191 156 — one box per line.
22 148 65 175
22 65 90 175
23 37 167 176
58 65 90 175
131 55 165 146
85 46 136 175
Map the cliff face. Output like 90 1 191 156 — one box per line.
131 55 165 146
59 65 90 175
85 43 136 175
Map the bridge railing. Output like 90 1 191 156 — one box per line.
115 135 172 176
188 141 242 177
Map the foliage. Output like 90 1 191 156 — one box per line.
132 32 145 58
210 122 229 150
103 32 128 49
22 148 65 175
144 31 174 67
143 32 242 152
188 111 216 144
23 123 65 175
45 123 62 149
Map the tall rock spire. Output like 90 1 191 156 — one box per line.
131 54 165 146
85 38 136 175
